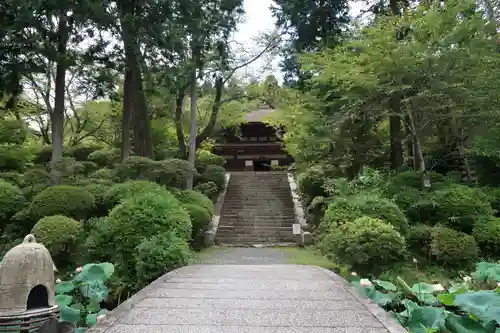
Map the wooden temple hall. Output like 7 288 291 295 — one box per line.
213 105 293 171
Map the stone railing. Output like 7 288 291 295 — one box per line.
286 173 312 246
203 173 231 246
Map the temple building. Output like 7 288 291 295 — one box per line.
213 105 292 171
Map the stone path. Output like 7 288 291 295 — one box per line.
88 255 405 333
193 247 292 265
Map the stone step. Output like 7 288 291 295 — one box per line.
215 236 298 245
219 217 296 223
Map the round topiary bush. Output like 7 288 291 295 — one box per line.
115 156 156 181
20 168 51 199
183 203 212 238
407 224 434 258
104 180 169 208
0 180 25 221
385 171 447 196
195 149 225 173
135 231 192 285
198 165 225 191
472 216 500 258
297 166 327 203
83 183 111 217
150 158 193 189
107 192 192 271
320 216 406 274
430 227 479 268
89 168 116 181
194 181 219 200
87 148 120 167
31 215 83 268
320 194 409 236
409 184 493 233
173 189 213 215
30 185 95 220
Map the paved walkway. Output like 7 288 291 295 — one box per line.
88 260 405 333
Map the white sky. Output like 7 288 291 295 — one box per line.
233 0 365 80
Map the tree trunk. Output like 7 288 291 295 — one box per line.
119 0 153 158
186 64 198 190
175 92 187 159
404 115 414 168
120 66 133 160
50 12 69 185
389 96 404 170
406 110 427 188
195 76 223 148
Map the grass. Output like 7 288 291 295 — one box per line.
278 246 345 271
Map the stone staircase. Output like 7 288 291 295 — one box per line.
216 171 297 246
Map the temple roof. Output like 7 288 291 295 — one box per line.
244 105 276 123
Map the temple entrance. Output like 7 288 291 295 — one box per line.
254 159 272 171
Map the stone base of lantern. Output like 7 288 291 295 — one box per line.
0 305 60 332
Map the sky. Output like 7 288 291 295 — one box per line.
232 0 364 80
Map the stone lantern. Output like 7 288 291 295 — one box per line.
0 234 60 332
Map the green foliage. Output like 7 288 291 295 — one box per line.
89 168 117 181
297 165 327 202
31 215 83 268
106 192 191 275
385 171 447 197
320 194 408 235
114 156 156 181
172 189 214 215
0 180 25 221
409 185 493 233
135 231 192 286
0 171 22 186
20 168 51 199
66 145 104 161
87 148 120 168
352 261 500 333
195 149 225 173
84 217 115 263
430 227 479 268
0 119 28 144
407 224 434 259
83 183 111 217
150 158 194 188
198 165 226 191
30 185 95 221
183 203 212 238
0 145 32 171
104 180 168 208
194 181 219 200
55 263 113 329
472 216 500 258
320 216 406 274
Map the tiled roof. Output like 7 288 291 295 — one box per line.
244 106 276 122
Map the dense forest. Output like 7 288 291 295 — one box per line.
2 0 500 331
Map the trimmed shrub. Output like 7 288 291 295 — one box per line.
104 180 168 208
135 231 192 285
392 187 423 212
150 158 194 188
199 165 225 191
297 165 327 203
66 145 103 161
320 216 406 274
320 194 408 235
472 216 500 257
0 119 28 145
194 181 219 200
0 172 22 186
407 224 434 258
0 180 25 221
106 192 191 273
83 183 111 217
430 227 478 268
195 149 225 173
10 208 36 234
408 184 493 232
0 145 32 171
31 215 83 268
87 148 120 167
183 204 212 238
89 168 116 181
84 217 115 262
385 171 447 196
173 189 213 214
30 185 95 220
114 156 156 181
